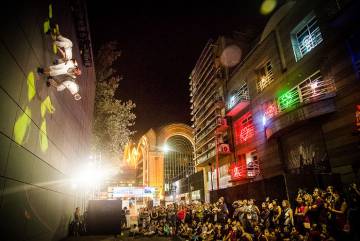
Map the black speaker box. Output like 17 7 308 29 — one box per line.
86 200 122 235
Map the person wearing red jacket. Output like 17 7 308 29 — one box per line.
177 206 186 223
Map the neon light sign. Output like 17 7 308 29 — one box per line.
233 112 255 145
264 101 278 119
229 162 245 180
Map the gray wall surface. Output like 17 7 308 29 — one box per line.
0 1 96 240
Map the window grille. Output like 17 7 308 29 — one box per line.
227 81 250 110
292 14 323 61
256 60 274 93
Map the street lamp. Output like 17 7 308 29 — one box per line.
162 144 170 153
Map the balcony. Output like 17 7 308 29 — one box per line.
277 71 335 112
196 147 216 166
196 124 216 146
265 71 336 139
226 82 250 117
229 159 260 181
195 116 216 139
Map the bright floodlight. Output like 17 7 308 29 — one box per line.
262 115 267 126
71 163 110 188
162 144 170 153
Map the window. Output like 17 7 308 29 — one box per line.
291 12 323 61
256 60 274 93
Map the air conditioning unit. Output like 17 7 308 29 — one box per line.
218 144 230 153
216 117 227 126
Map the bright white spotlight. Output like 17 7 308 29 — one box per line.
70 163 110 188
162 144 170 153
262 115 267 127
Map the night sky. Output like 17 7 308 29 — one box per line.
87 1 278 140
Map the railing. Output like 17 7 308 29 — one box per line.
196 148 216 165
196 122 216 143
229 159 260 180
227 82 250 110
277 71 336 113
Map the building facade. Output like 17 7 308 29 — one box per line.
190 37 237 202
0 1 96 240
222 0 360 199
133 123 195 201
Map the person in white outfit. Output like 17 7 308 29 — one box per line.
38 59 81 79
54 35 73 61
47 77 81 101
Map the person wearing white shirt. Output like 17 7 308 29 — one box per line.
54 34 73 60
38 59 81 79
47 77 81 101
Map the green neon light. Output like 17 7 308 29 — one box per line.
39 120 48 152
27 72 36 101
14 107 32 145
278 90 299 110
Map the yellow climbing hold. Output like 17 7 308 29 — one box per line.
39 120 48 152
40 96 55 118
14 107 32 145
27 71 36 102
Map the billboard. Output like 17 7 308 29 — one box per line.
112 187 156 198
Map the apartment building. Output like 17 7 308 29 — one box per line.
218 0 360 201
190 37 246 201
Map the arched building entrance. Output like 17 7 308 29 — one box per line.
163 135 194 194
131 123 194 200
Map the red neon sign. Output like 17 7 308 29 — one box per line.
263 101 278 119
229 162 246 180
233 112 255 145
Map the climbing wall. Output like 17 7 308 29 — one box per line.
0 1 96 240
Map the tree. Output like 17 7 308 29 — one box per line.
93 41 136 165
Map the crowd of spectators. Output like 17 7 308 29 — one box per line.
131 183 360 241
